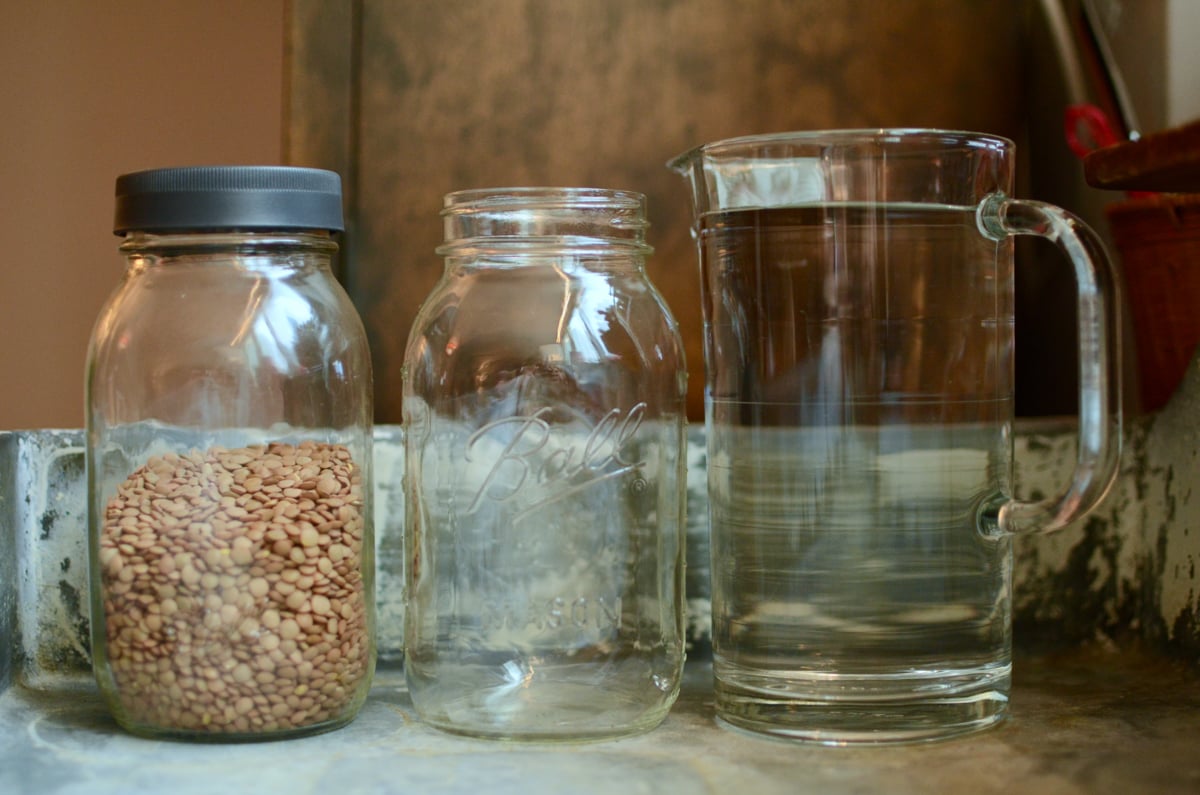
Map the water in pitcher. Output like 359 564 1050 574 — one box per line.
699 204 1015 741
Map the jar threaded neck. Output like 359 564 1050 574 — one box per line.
438 187 651 255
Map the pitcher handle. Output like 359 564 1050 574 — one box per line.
978 194 1123 536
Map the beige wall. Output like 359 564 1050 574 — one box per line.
1168 0 1200 126
0 0 284 430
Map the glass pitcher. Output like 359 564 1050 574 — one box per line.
671 130 1122 743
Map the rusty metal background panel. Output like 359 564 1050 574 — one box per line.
7 408 1200 688
0 433 16 692
288 0 1024 421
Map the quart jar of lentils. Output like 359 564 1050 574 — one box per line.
86 166 375 740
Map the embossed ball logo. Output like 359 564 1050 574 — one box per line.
464 402 648 517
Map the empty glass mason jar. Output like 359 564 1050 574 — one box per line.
87 166 375 740
403 187 688 740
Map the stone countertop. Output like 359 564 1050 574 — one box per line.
3 650 1199 795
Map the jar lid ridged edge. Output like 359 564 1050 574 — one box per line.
114 166 344 234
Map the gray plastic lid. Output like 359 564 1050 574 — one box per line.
113 166 344 235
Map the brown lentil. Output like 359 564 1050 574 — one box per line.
98 440 370 735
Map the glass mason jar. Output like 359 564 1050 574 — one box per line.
403 187 688 740
87 166 375 741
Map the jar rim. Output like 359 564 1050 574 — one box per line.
435 236 653 258
118 230 339 255
439 187 652 254
442 187 647 217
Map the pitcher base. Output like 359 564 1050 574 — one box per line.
714 665 1010 745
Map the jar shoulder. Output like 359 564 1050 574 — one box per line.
404 270 686 420
407 268 684 358
92 266 367 362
